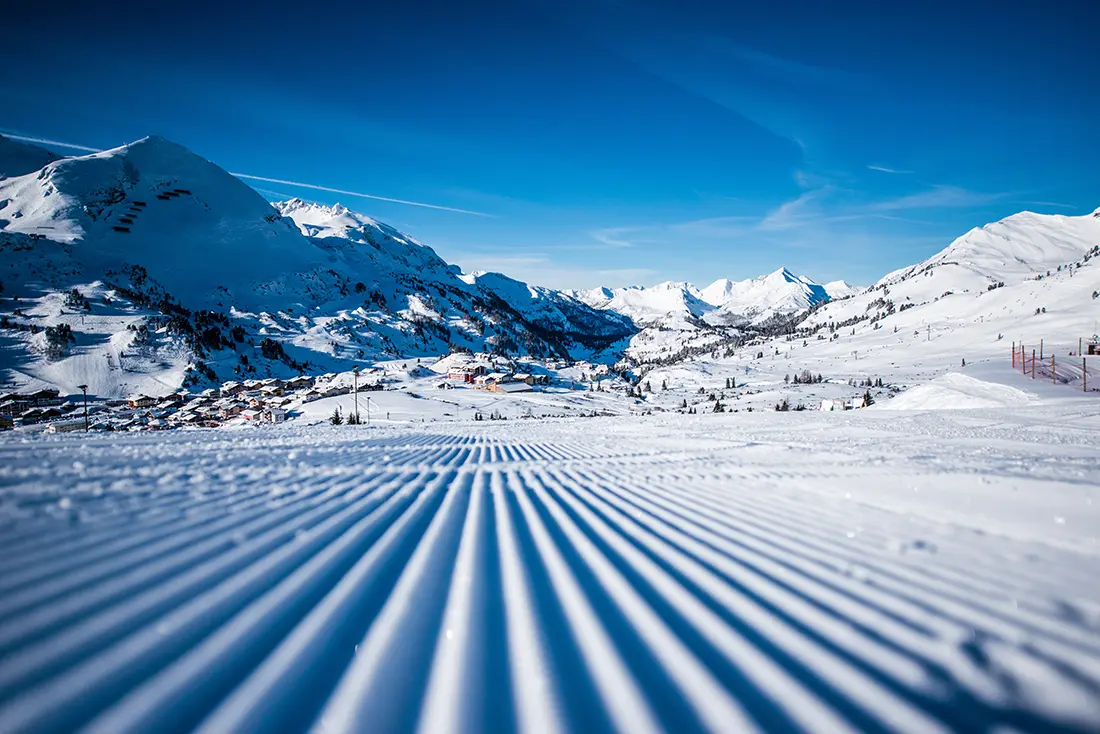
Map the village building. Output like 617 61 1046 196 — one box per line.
241 409 263 422
219 381 245 397
818 398 849 412
260 385 284 398
219 403 245 419
129 395 157 409
487 381 533 394
286 376 313 390
448 367 477 383
27 389 62 406
47 418 87 433
267 407 288 423
0 399 28 416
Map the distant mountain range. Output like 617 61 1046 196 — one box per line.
567 269 857 329
1 132 1096 396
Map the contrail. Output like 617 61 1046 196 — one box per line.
1 132 493 218
3 133 101 153
229 173 494 217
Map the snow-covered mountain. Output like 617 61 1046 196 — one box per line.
568 281 715 329
570 268 854 330
0 135 633 396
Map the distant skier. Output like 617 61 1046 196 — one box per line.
961 358 966 367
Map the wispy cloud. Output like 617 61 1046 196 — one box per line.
867 164 912 174
759 187 833 230
867 185 1006 212
1015 200 1078 210
1 132 492 218
588 227 639 248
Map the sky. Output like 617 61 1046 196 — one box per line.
3 0 1098 289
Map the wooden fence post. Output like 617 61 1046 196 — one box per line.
1032 350 1036 379
1012 341 1016 368
1052 355 1055 384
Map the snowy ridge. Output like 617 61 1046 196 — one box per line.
1 411 1099 732
571 268 850 330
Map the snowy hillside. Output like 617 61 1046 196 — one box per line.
0 139 633 397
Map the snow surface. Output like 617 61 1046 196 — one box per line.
872 371 1034 410
1 401 1099 733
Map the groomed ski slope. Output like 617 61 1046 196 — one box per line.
1 405 1099 733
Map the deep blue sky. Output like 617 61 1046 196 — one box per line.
4 0 1098 288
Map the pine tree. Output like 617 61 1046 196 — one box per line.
863 390 874 407
330 408 343 425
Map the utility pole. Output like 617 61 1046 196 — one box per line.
352 366 360 424
78 384 88 431
926 325 930 342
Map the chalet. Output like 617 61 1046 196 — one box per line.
513 373 535 386
260 378 285 389
260 385 284 398
0 400 27 417
220 381 245 397
818 398 849 412
448 367 476 384
21 407 62 424
219 403 245 419
128 395 157 409
302 389 326 403
156 398 183 411
243 380 263 390
487 381 533 394
28 389 62 406
47 419 86 433
200 389 219 399
241 409 263 421
485 372 511 384
267 408 288 423
286 376 313 390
